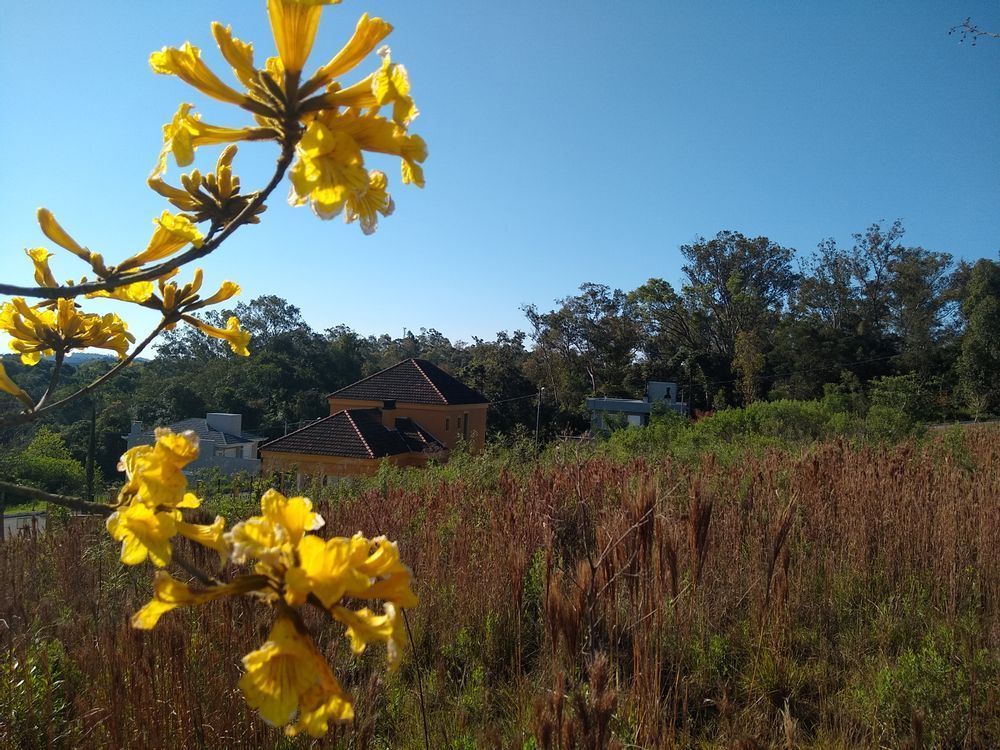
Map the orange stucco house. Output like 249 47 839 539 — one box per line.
259 358 488 482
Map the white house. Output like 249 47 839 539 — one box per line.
125 412 263 475
586 381 687 433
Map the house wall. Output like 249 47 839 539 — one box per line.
326 398 488 452
259 449 430 481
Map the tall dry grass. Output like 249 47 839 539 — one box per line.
2 428 998 748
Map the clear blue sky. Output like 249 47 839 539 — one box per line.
2 1 998 346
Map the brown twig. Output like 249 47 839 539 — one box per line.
172 551 216 587
0 479 113 516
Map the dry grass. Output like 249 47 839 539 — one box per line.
2 428 998 748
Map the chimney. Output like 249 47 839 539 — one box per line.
130 420 143 435
206 413 242 436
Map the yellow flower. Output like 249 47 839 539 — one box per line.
132 570 268 629
344 533 418 608
177 515 230 565
239 616 353 736
372 47 418 126
37 208 91 262
228 516 288 568
150 42 249 106
153 103 269 178
211 23 258 89
288 122 368 219
116 212 204 272
25 248 57 288
261 489 324 545
109 430 229 567
266 0 342 75
106 501 178 567
227 489 323 567
86 281 155 304
184 315 252 356
285 534 368 608
182 280 242 312
301 13 393 95
0 361 33 407
344 170 394 235
331 603 406 670
309 108 427 189
117 428 200 509
0 298 134 365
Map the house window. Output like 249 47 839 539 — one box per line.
456 417 462 430
445 418 450 431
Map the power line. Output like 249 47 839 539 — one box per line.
489 392 540 406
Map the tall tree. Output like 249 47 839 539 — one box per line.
459 331 537 434
524 283 641 400
957 259 1000 418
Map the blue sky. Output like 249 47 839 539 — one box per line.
1 1 998 346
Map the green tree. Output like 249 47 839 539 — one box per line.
523 283 641 432
459 331 537 435
0 428 86 496
956 259 1000 418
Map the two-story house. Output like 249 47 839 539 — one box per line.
259 358 488 483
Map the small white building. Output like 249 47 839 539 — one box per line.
586 381 687 434
125 413 263 475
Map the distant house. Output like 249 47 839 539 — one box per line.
586 381 687 433
259 358 488 483
125 413 263 475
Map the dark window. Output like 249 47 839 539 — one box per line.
445 418 450 431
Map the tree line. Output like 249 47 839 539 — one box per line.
2 220 998 484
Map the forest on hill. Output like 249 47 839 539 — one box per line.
1 221 998 485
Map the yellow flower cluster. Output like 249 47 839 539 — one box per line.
118 429 417 737
151 0 427 234
2 1 429 410
106 428 228 567
0 297 134 365
0 206 249 411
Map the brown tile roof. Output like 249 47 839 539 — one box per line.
394 417 447 453
259 409 443 460
328 358 487 406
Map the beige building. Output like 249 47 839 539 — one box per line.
259 358 488 482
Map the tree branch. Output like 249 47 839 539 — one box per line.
0 317 171 429
950 17 1000 45
34 349 65 411
0 141 296 300
172 552 216 586
0 479 113 516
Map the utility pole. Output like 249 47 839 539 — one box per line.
687 361 693 419
534 387 545 453
85 398 97 501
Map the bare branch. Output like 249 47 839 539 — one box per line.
0 479 113 516
950 17 1000 45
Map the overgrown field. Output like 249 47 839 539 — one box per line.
2 428 998 748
